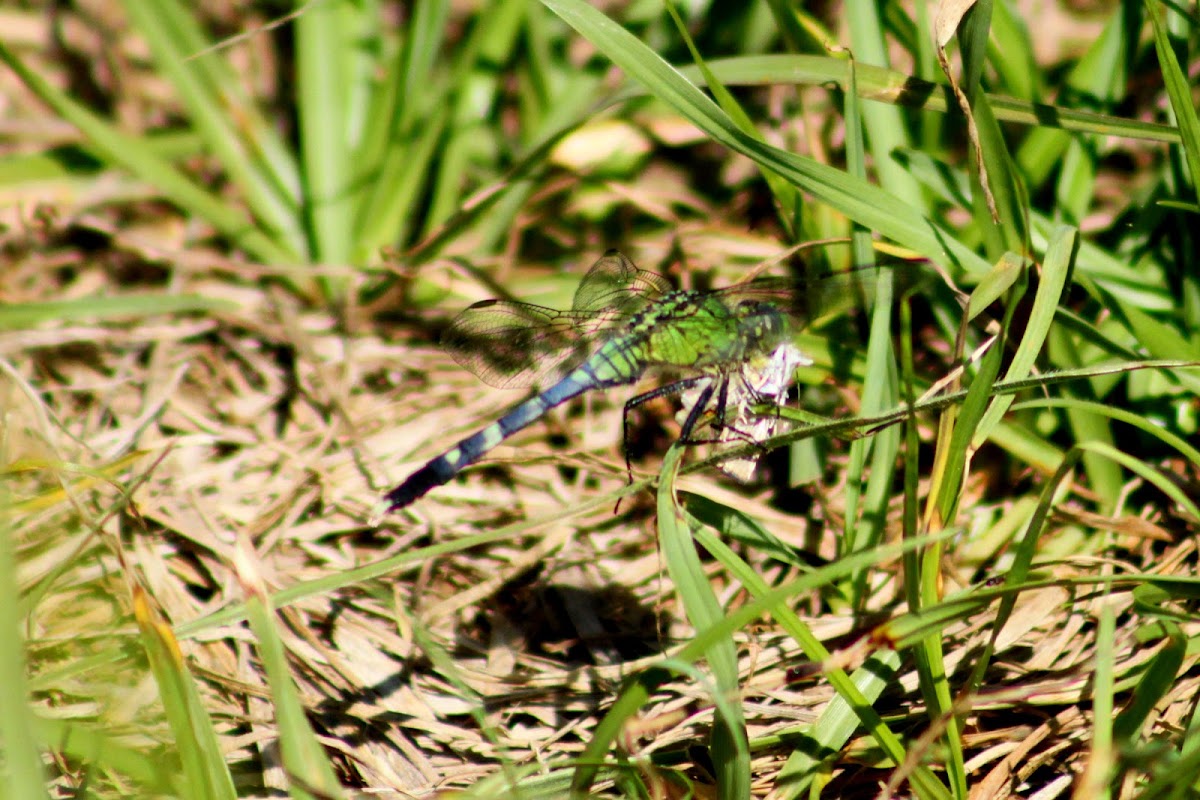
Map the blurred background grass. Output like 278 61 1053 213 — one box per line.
1 0 1199 797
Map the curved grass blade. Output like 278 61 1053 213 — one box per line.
541 0 992 275
656 445 750 799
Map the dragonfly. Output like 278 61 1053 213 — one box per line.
376 249 881 516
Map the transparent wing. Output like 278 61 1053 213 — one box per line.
716 261 926 329
441 300 616 389
442 251 674 390
571 250 674 315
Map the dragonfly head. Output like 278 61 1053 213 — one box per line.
733 300 790 352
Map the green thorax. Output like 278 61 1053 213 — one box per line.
603 289 792 373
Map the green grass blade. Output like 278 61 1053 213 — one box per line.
569 667 671 796
0 42 296 265
296 0 356 269
670 56 1179 143
0 490 48 798
1147 4 1195 209
974 226 1076 441
122 0 307 257
839 51 908 609
1146 0 1200 199
664 0 799 236
423 0 525 234
656 445 750 799
541 0 991 274
132 588 238 800
773 651 904 799
356 103 449 260
846 0 923 208
988 0 1038 101
1079 441 1200 519
929 267 1016 528
761 0 819 51
970 93 1030 256
33 717 180 795
1081 600 1112 796
685 505 955 799
234 544 345 799
1111 622 1186 743
1010 397 1200 467
0 294 237 330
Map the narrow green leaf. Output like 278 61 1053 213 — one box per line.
664 0 799 236
541 0 991 275
236 549 344 799
123 0 307 256
975 227 1076 443
1112 622 1186 742
569 668 671 795
296 0 355 268
0 294 237 330
686 517 955 800
0 484 49 799
1146 1 1200 200
672 56 1179 144
33 717 180 795
656 446 750 799
132 589 237 800
0 42 296 265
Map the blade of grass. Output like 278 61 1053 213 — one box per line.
846 0 924 209
988 0 1038 102
1111 622 1186 743
1146 0 1200 203
974 226 1076 442
840 57 907 624
33 717 180 795
356 102 450 260
0 483 48 798
353 0 455 259
0 294 237 330
123 0 307 257
408 620 526 795
541 0 992 275
569 665 673 796
131 586 238 800
684 503 955 799
656 444 750 799
665 0 799 238
1010 398 1200 467
914 251 1020 799
296 0 355 271
233 538 345 799
0 42 297 266
667 56 1180 143
423 0 526 234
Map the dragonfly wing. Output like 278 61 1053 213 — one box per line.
721 261 925 329
571 250 674 315
441 300 618 389
441 251 673 390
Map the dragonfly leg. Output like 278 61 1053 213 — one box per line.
680 376 760 446
675 380 717 444
683 378 775 457
614 376 711 512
